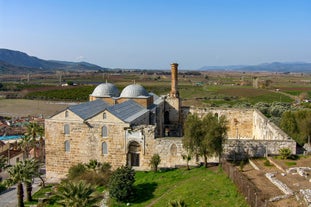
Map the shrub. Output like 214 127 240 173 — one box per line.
150 154 161 172
108 166 135 202
263 159 272 166
0 182 6 193
79 171 111 186
67 163 87 180
168 199 187 207
279 148 292 160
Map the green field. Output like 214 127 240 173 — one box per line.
3 71 310 107
28 167 248 207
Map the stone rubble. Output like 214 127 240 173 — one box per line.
300 189 311 207
265 173 294 195
287 167 311 178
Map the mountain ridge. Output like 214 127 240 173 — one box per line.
0 48 107 74
200 62 311 73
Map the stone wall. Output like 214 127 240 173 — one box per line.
252 109 292 141
223 139 296 160
154 137 217 168
187 107 254 139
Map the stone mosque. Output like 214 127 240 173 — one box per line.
45 63 296 181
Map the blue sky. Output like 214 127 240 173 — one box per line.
0 0 310 69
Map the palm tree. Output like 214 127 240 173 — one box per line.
85 159 102 173
25 122 44 140
23 159 41 202
6 162 31 207
5 159 41 206
55 180 103 207
18 135 35 159
25 122 44 159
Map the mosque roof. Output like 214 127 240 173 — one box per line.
67 99 148 123
68 99 111 120
107 100 148 123
91 82 119 97
120 84 149 98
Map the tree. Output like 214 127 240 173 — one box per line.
183 113 228 168
280 110 311 145
18 135 35 159
279 148 292 160
6 162 29 207
0 155 9 170
23 159 41 202
181 151 192 170
149 154 161 172
25 122 44 159
108 166 135 202
5 159 41 206
55 180 102 207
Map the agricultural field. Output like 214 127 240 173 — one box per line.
0 70 310 115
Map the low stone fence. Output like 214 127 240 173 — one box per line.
222 161 269 207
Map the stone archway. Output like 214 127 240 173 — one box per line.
127 141 141 167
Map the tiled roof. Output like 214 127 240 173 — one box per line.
68 99 111 120
107 100 148 123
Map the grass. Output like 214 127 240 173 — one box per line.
285 162 297 167
29 167 249 207
110 167 249 207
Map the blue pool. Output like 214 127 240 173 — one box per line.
0 135 23 141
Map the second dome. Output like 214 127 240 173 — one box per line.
120 84 149 98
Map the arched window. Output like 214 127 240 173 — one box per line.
102 142 108 155
64 124 70 135
102 125 107 137
64 140 70 152
65 111 69 118
103 112 107 119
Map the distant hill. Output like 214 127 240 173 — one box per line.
0 48 107 74
200 62 311 73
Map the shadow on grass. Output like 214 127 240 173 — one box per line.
130 182 157 204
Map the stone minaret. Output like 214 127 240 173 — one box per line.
170 63 179 98
163 63 182 137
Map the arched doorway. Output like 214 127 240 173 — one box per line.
127 141 141 167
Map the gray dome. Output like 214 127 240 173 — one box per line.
120 84 149 98
91 83 119 97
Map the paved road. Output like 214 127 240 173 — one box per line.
0 178 42 207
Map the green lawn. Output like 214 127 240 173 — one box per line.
29 167 249 207
111 167 249 207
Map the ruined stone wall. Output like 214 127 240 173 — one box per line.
154 138 217 168
252 109 292 141
188 107 253 139
223 139 296 160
